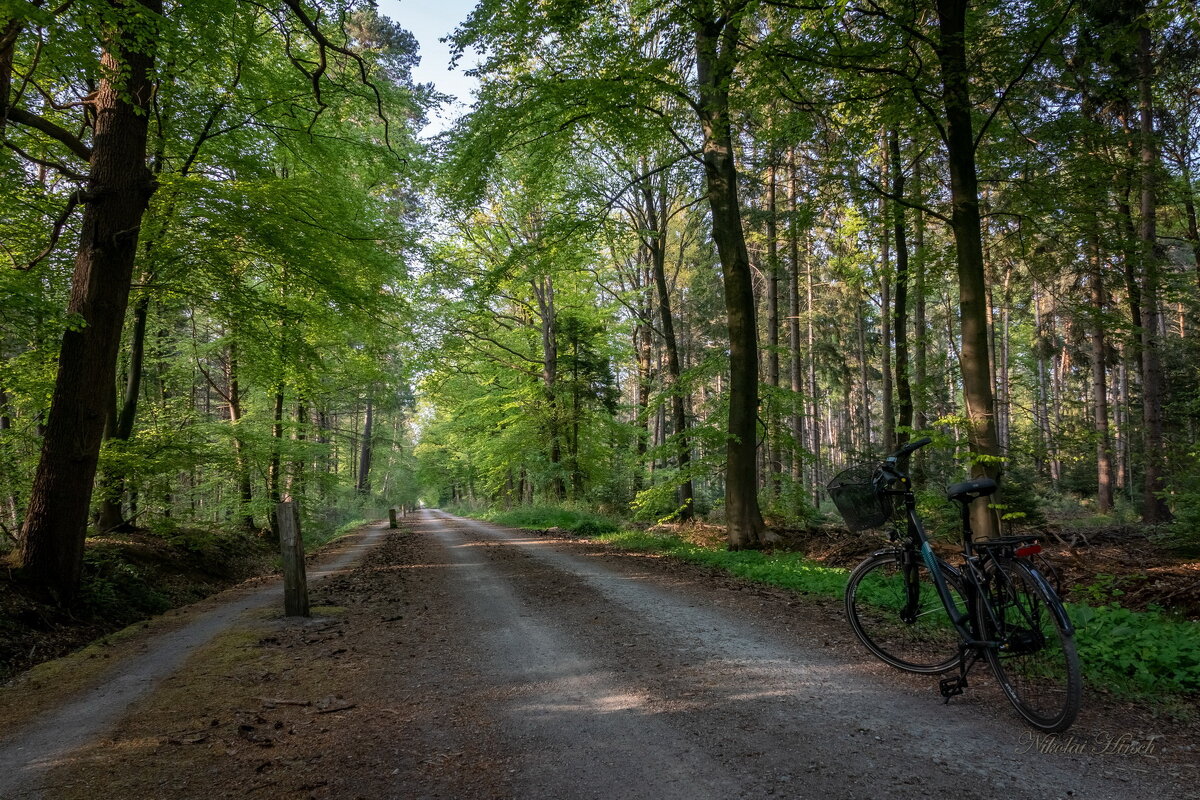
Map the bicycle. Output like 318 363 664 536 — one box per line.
829 437 1082 732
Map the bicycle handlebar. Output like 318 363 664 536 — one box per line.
884 436 932 464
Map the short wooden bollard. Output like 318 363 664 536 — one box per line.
388 507 398 529
276 501 310 617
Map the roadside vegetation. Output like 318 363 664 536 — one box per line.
457 503 1200 707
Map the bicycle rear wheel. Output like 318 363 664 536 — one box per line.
845 551 964 674
978 559 1081 732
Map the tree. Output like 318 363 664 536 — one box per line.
16 0 163 597
4 0 419 597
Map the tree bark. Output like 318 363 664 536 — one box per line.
889 131 913 466
1135 18 1171 523
1183 170 1200 288
0 17 21 135
533 275 564 499
19 0 162 597
855 291 870 453
880 201 895 453
1088 230 1114 514
787 148 804 503
765 159 782 495
806 231 821 502
227 341 255 530
694 8 770 547
913 156 928 436
644 178 695 520
357 392 373 495
934 0 1000 539
633 271 653 494
97 293 150 532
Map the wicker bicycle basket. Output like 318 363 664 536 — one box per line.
827 463 893 531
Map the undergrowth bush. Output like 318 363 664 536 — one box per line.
79 547 171 621
1069 604 1200 695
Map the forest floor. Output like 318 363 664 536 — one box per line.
0 528 277 682
0 511 1196 799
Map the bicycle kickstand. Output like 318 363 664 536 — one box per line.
939 645 981 703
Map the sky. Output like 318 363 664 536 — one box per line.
375 0 481 135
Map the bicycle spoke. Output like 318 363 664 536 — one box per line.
979 559 1081 732
845 552 963 674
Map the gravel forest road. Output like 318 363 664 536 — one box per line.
0 510 1193 799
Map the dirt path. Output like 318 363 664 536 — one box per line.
2 511 1193 799
0 523 386 799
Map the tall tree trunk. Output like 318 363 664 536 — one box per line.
913 156 928 435
0 17 20 135
934 0 1000 539
293 399 307 499
357 392 373 496
1135 19 1171 523
19 0 162 597
765 159 782 496
695 10 770 547
1116 353 1131 496
1182 167 1200 288
855 293 870 453
645 182 695 520
0 386 18 536
889 131 913 465
97 293 150 532
806 233 821 503
787 148 804 504
634 268 654 493
228 341 255 530
880 199 895 453
1088 230 1115 514
632 317 652 494
533 275 564 499
997 267 1012 453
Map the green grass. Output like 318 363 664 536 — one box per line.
477 505 620 536
595 531 849 597
594 530 1199 703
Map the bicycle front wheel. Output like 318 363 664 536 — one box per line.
845 551 965 674
978 559 1081 732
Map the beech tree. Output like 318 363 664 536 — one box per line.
2 0 419 597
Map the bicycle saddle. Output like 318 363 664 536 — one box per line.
946 477 998 503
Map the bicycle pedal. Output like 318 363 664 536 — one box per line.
939 676 967 702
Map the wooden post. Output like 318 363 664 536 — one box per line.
276 501 309 617
388 507 398 529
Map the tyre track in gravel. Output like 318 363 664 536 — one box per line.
418 510 1192 800
0 523 388 800
4 511 1191 799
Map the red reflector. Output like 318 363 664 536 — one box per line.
1014 544 1043 558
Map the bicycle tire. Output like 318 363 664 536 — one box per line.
978 558 1082 732
845 551 965 674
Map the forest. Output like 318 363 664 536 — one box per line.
1 0 1198 607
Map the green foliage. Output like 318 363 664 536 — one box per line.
761 477 821 528
78 547 171 622
1069 604 1200 696
991 464 1047 529
1166 450 1200 550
